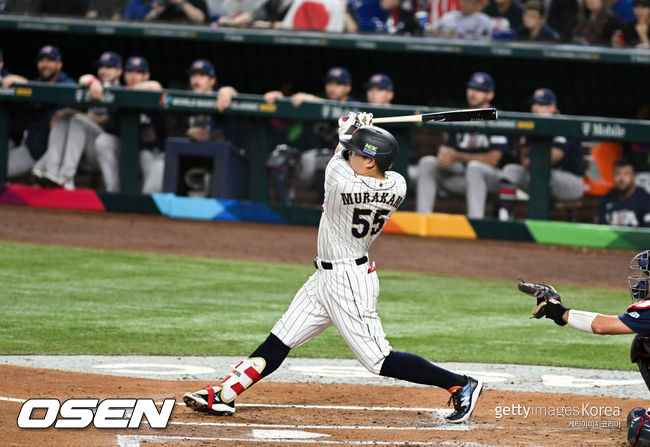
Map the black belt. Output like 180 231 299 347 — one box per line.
314 256 368 270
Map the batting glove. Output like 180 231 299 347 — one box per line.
338 112 374 143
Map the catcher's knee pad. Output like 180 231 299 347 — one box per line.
220 357 266 403
628 407 650 446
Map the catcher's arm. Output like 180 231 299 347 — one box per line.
517 279 635 334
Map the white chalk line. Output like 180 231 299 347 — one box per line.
1 396 445 413
116 435 495 446
168 421 472 431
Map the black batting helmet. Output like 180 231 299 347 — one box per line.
341 126 399 172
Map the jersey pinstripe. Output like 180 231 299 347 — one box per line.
317 152 406 260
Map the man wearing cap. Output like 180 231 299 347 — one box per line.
3 45 76 180
94 55 165 194
171 58 238 142
365 73 394 106
416 71 511 218
263 67 358 205
497 88 585 221
30 51 124 189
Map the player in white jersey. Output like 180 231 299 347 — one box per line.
183 112 483 423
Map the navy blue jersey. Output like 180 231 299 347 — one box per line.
445 131 511 166
24 71 76 159
597 187 650 227
619 301 650 336
552 136 585 176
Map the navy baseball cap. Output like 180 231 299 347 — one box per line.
125 56 149 73
188 59 216 77
97 51 122 68
531 88 557 105
0 48 3 61
365 73 393 91
634 0 650 6
325 67 351 85
37 45 62 62
466 72 495 92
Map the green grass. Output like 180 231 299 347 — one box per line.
0 240 636 370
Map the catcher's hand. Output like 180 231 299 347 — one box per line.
517 279 568 326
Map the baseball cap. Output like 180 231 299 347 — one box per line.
324 67 351 85
365 73 393 91
531 88 556 105
0 48 3 61
37 45 62 62
188 59 216 77
466 72 495 92
633 0 650 6
125 56 149 73
97 51 122 69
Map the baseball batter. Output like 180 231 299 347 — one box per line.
184 112 483 423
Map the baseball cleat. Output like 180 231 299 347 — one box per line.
445 376 483 423
183 386 235 416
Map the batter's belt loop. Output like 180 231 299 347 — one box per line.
313 256 368 270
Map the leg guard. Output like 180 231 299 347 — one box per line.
220 357 266 403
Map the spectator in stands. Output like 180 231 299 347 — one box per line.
264 67 358 205
215 0 293 28
367 0 427 35
365 73 394 105
515 0 561 41
610 0 636 24
86 0 126 19
416 72 511 218
614 0 650 47
547 0 579 40
597 158 650 226
497 88 585 221
29 51 123 190
432 0 492 38
3 46 76 180
571 0 622 45
123 0 152 20
170 58 238 142
145 0 209 23
483 0 524 38
94 56 166 193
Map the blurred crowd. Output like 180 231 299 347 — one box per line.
1 0 649 48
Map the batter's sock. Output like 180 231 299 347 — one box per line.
379 351 468 390
249 333 291 378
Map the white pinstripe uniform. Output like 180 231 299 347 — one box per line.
272 151 407 374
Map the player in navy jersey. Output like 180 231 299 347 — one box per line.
597 159 650 227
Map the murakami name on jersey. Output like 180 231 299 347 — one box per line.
17 398 175 429
340 192 404 208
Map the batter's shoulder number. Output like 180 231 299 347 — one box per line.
351 208 390 238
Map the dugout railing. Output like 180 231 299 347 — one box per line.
1 83 650 220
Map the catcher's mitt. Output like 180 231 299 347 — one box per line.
517 279 568 325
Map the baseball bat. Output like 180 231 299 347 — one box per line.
372 107 498 124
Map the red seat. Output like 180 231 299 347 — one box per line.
583 142 623 197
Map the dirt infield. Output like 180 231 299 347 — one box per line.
0 365 641 447
0 204 645 446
